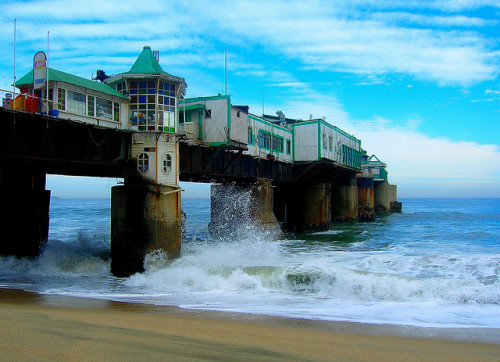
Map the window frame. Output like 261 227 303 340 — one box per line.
137 153 149 173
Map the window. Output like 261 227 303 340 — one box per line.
137 153 149 172
286 139 291 155
129 79 159 128
329 136 333 151
88 95 95 116
114 102 120 122
96 97 112 120
57 88 65 110
272 135 283 152
205 109 212 118
258 130 271 149
237 111 240 117
67 90 86 115
248 126 253 144
160 111 176 132
116 82 127 95
322 132 327 149
163 153 172 173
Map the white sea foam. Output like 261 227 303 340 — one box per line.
1 197 500 328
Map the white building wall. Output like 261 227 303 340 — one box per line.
230 107 248 145
293 122 319 161
131 133 178 186
199 98 228 145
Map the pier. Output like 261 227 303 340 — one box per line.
0 46 401 276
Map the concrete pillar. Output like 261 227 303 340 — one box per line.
332 185 358 221
111 184 182 277
357 177 375 221
390 185 398 203
209 178 280 238
389 184 402 212
249 178 279 224
0 170 50 256
374 181 391 212
275 183 331 233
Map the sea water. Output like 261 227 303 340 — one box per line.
0 196 499 329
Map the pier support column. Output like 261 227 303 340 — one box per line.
389 184 402 212
357 177 375 221
111 184 182 277
332 186 358 221
275 183 331 233
0 169 50 256
209 178 280 238
374 181 391 212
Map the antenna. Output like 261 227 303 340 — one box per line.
262 88 265 116
47 31 49 103
224 48 227 95
13 18 16 99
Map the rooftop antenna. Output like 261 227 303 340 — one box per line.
224 48 227 95
46 30 49 103
262 88 265 116
13 18 16 99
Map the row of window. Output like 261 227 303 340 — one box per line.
57 88 119 122
137 153 173 174
254 129 291 154
342 145 361 168
127 80 177 128
322 132 340 152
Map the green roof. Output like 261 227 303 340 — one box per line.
179 103 206 111
15 68 127 99
126 46 167 75
365 154 386 166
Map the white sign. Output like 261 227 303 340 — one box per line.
33 51 47 90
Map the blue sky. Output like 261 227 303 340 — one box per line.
1 0 499 198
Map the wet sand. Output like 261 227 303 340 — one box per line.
1 288 500 361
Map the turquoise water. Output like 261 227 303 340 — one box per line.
0 197 499 328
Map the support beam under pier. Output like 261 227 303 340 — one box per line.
0 169 50 257
111 184 182 277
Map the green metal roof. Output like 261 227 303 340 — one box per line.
179 103 206 111
365 154 387 166
126 46 166 75
15 68 127 99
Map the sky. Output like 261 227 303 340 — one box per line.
1 0 499 198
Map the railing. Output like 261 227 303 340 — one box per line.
0 88 121 128
1 87 59 115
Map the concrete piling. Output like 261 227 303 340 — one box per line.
332 185 358 221
274 182 331 233
111 183 182 277
209 178 280 238
0 170 50 257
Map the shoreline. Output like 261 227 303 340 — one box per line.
1 288 500 361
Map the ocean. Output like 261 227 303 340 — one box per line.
0 196 499 329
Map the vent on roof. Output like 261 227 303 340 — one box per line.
152 50 160 62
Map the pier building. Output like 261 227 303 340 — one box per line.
0 46 401 276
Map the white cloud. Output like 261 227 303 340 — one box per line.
2 0 498 87
261 89 500 197
371 12 498 27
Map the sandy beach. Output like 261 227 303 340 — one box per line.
0 289 499 361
